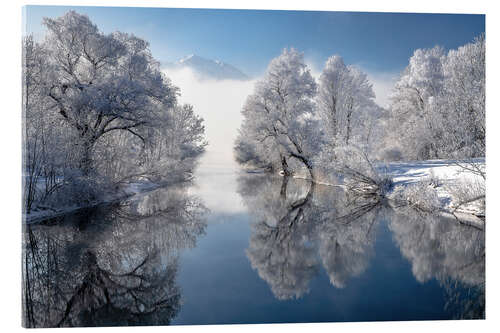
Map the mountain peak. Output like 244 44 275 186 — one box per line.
165 54 249 81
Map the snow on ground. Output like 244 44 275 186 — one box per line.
24 180 162 224
379 158 485 220
379 158 484 187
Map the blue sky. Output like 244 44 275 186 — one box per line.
24 6 484 76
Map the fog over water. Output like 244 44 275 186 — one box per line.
164 67 257 170
162 67 258 215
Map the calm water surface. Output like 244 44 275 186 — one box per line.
22 164 485 327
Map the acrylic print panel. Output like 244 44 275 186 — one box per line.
22 4 485 328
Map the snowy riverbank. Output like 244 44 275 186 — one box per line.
23 181 162 224
289 157 485 228
24 158 485 227
380 158 485 228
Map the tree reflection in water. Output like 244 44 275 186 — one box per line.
22 175 485 326
239 174 381 299
388 207 485 318
239 175 484 319
22 185 207 327
239 176 319 300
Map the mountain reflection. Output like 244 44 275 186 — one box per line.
238 175 381 299
22 185 207 328
238 175 484 316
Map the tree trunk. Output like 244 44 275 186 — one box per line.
290 153 315 181
331 96 338 148
80 139 95 176
346 110 352 146
306 162 315 181
280 175 289 198
280 155 292 176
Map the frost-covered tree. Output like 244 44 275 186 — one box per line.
235 50 387 186
94 103 207 184
317 55 376 148
438 35 485 158
41 11 179 174
23 33 85 212
311 55 386 187
234 48 319 178
23 11 206 212
389 46 446 160
23 35 50 213
316 55 350 147
388 36 485 161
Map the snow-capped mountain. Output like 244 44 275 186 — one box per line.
163 54 249 81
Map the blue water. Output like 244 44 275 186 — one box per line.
22 167 485 327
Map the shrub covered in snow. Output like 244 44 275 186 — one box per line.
391 181 441 212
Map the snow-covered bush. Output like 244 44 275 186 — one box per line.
446 177 485 216
315 145 393 194
426 169 442 188
391 181 441 212
40 170 113 209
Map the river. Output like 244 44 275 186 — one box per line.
21 155 485 327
